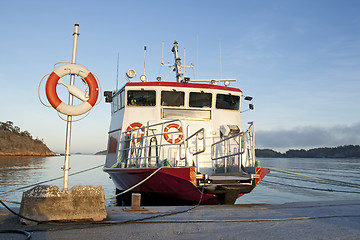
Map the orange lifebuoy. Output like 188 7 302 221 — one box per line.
126 122 145 143
45 64 99 116
164 123 183 144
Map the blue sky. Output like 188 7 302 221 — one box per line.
1 0 359 153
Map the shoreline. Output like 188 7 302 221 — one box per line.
0 153 56 157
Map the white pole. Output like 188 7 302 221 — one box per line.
184 48 186 77
63 24 79 191
116 53 119 91
144 46 147 81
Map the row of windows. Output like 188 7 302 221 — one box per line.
112 90 240 112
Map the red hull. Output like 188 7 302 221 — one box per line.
104 167 269 205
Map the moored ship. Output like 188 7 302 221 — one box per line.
103 41 269 205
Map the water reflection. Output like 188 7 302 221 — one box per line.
0 155 114 207
0 156 47 191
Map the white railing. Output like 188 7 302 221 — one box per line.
111 120 256 174
111 119 205 169
211 122 256 174
245 122 256 167
179 128 206 172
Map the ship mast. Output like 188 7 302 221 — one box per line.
172 41 184 82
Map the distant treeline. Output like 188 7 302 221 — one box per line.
0 121 55 156
1 121 35 139
256 145 360 158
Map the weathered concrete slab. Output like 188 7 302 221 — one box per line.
19 185 106 225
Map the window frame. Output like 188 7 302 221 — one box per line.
189 92 212 108
161 90 185 107
215 93 240 110
127 90 156 107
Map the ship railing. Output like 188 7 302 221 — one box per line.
114 119 205 169
211 122 256 174
245 122 256 167
179 127 206 172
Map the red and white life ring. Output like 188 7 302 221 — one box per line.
164 123 183 144
126 122 145 143
45 64 99 116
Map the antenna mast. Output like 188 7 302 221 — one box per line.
161 41 194 82
116 53 119 91
172 41 184 82
143 46 147 78
219 40 222 79
161 41 164 65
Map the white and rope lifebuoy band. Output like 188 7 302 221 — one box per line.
126 122 145 143
164 123 183 144
45 64 99 116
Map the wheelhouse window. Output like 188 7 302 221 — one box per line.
112 89 125 113
127 90 156 106
161 91 184 107
216 94 240 110
189 92 212 108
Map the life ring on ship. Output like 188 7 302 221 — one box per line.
164 123 183 144
126 122 145 143
45 64 99 116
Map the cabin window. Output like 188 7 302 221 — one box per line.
127 90 156 106
161 91 184 106
112 89 125 112
189 92 212 108
216 94 240 110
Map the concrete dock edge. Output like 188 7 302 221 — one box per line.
1 199 359 239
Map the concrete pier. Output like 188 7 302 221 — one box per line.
1 200 359 239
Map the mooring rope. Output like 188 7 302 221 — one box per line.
264 167 360 189
262 179 360 194
0 164 105 204
105 166 164 200
266 173 360 189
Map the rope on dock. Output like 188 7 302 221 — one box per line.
121 214 360 224
0 181 206 231
0 229 31 240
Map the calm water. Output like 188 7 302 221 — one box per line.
1 155 359 207
239 157 360 204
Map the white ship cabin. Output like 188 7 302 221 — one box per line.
105 80 256 177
